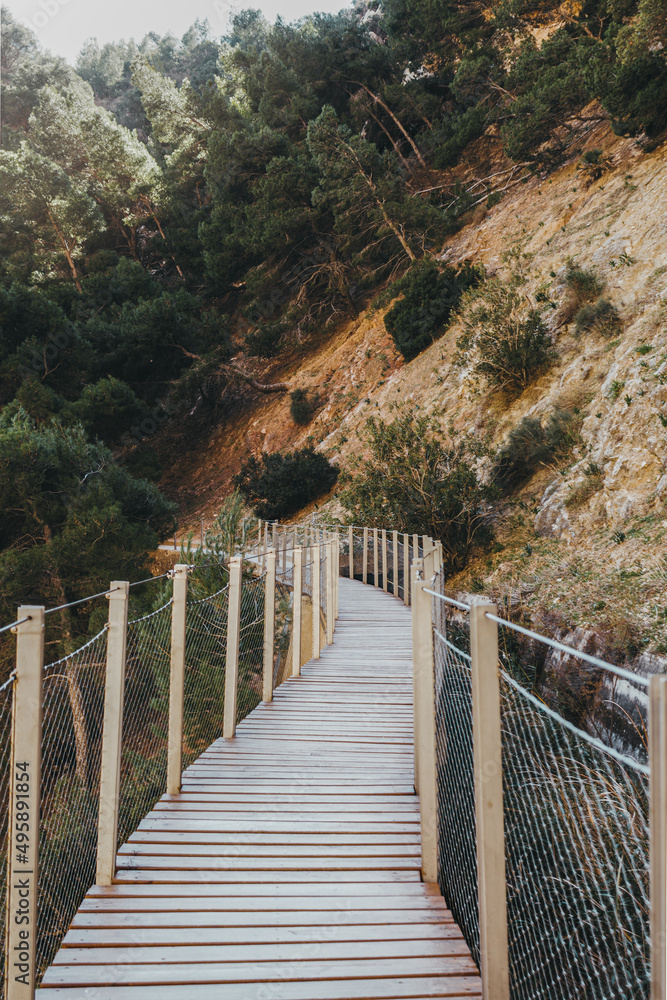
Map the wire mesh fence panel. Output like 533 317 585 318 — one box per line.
397 539 405 600
500 663 650 1000
273 581 294 691
432 589 479 968
183 586 228 769
117 602 173 849
352 531 364 581
237 577 265 725
0 676 15 999
38 628 108 981
319 546 327 649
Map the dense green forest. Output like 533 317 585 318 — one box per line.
1 0 666 651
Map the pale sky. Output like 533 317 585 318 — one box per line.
3 0 350 63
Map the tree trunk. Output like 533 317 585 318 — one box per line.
46 208 83 292
353 83 428 169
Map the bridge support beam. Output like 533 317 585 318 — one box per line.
223 557 243 739
470 599 510 1000
403 533 410 605
292 548 303 677
650 675 667 1000
263 550 276 703
96 582 130 886
167 565 189 795
312 543 321 660
362 528 368 585
6 607 44 1000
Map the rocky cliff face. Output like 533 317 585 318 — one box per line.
159 118 667 663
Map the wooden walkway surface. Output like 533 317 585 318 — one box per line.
40 579 482 999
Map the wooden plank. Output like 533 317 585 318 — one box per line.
38 976 482 999
115 857 420 872
82 883 443 901
70 908 453 929
112 869 421 884
53 939 473 965
119 843 421 858
62 922 461 947
125 832 422 846
42 956 480 986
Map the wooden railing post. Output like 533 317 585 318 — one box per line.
392 530 398 597
96 581 129 886
312 543 321 660
362 527 368 585
470 599 510 1000
381 529 388 592
348 526 354 580
373 528 379 587
263 550 277 703
167 565 189 795
411 567 437 883
292 547 303 677
411 559 424 792
326 541 335 645
6 607 44 1000
257 519 262 559
403 533 410 605
335 532 340 620
651 675 667 1000
223 557 243 739
424 544 436 585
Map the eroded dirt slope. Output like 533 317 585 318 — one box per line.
157 121 667 658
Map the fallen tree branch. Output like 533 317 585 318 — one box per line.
229 361 289 394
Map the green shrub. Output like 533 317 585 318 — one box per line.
565 462 605 509
456 277 555 395
576 148 613 184
493 410 580 491
384 259 483 361
565 260 603 303
245 321 285 359
234 446 339 520
340 409 496 572
574 298 622 338
290 389 317 425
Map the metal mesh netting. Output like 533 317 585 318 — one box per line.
237 577 265 725
431 567 651 1000
183 584 228 768
396 537 405 600
117 601 173 849
0 676 15 999
273 580 294 691
432 595 479 966
500 662 649 1000
352 530 364 581
38 628 108 980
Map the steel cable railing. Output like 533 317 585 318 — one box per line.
237 577 265 725
117 601 173 849
37 628 109 982
428 565 651 1000
183 584 229 766
432 598 479 967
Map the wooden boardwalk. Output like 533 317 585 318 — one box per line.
40 579 482 999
